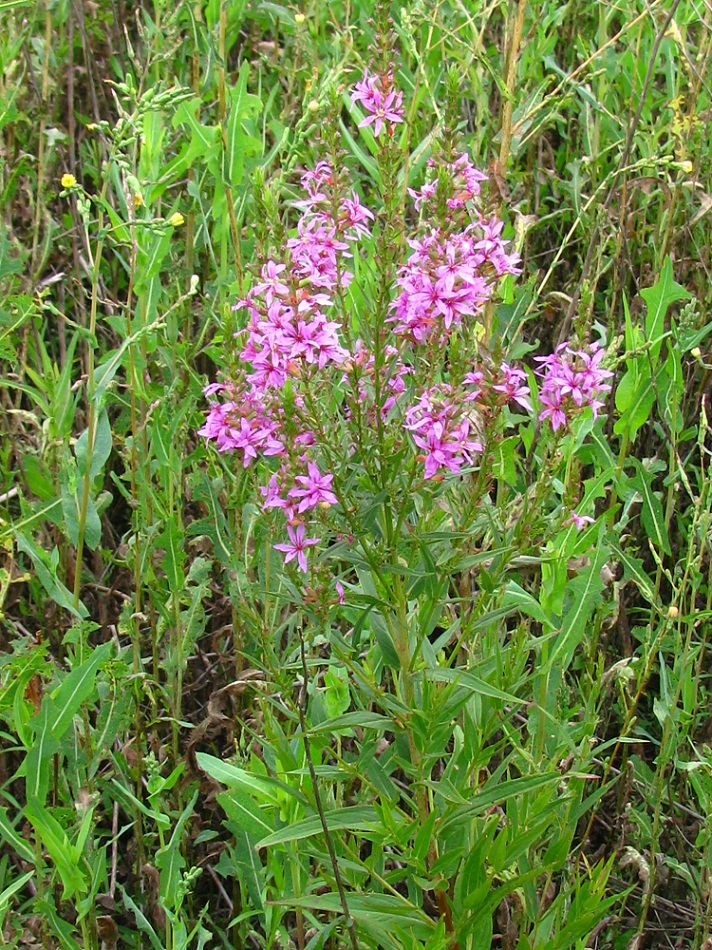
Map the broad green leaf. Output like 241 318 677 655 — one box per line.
642 257 691 364
0 868 35 909
225 63 262 187
109 780 171 830
608 539 655 603
24 798 88 900
323 666 350 719
283 892 435 942
630 459 671 555
50 640 113 740
195 753 299 807
425 668 524 704
33 899 82 950
256 805 388 849
75 409 112 480
217 789 273 837
502 581 553 627
15 532 87 619
446 772 561 828
613 374 655 439
548 549 605 670
24 703 61 804
120 887 165 950
306 711 392 735
158 520 185 593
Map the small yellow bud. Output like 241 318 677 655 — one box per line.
169 212 184 227
133 193 144 209
680 160 693 173
295 12 305 23
61 173 77 189
667 604 679 619
691 346 702 359
86 123 98 131
307 99 319 112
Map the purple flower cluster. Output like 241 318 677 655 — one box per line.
408 152 487 211
404 384 483 479
199 68 615 577
350 69 404 137
389 224 520 343
536 342 613 432
197 384 284 463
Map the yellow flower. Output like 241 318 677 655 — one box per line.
169 212 184 227
61 173 77 189
133 193 144 209
295 12 305 23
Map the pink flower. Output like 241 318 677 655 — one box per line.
350 70 404 137
404 385 483 479
492 363 533 412
274 524 320 573
335 580 345 605
569 511 595 530
197 391 285 463
536 342 613 432
288 462 339 512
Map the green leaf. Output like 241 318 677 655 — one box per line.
50 641 113 740
322 666 350 719
33 899 82 950
225 63 262 187
548 548 605 670
613 373 655 439
283 893 435 942
75 409 112 480
15 532 88 619
158 519 185 593
119 887 165 950
629 459 671 555
0 869 35 910
502 581 553 627
217 789 274 837
256 805 388 849
641 257 691 364
24 798 88 900
0 807 36 863
196 753 300 807
156 790 198 911
24 703 61 804
425 668 524 705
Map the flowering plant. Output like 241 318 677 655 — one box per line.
198 60 617 949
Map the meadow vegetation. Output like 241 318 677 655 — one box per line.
1 0 712 947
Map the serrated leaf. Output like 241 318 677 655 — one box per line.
225 63 262 187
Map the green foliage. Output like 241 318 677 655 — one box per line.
0 0 711 948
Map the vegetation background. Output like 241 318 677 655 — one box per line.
1 0 712 947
